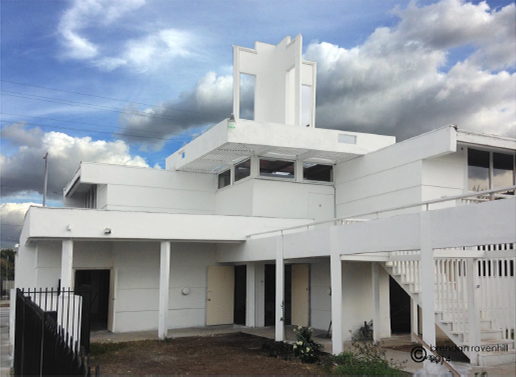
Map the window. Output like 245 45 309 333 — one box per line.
468 148 515 194
240 74 255 120
235 159 251 182
303 163 333 182
84 186 97 209
218 169 231 189
493 153 514 190
260 159 295 179
468 149 490 191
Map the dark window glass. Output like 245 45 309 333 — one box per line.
468 149 490 191
218 169 231 189
259 159 295 179
235 159 251 182
493 152 514 190
303 163 333 182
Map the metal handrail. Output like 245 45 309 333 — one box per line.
247 185 516 238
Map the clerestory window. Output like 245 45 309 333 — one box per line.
468 148 515 194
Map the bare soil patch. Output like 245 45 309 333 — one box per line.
91 332 329 375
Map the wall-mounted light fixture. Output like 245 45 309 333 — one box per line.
104 228 112 235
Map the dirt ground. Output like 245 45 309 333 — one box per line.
91 332 329 375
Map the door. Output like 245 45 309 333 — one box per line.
206 265 234 325
75 269 110 331
234 265 247 325
291 264 309 327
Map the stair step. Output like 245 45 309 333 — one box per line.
478 350 516 367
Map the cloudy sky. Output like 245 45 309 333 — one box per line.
1 0 515 247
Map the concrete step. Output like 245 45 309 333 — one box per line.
451 329 504 342
479 350 516 367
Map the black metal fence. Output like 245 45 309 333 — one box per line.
14 286 97 376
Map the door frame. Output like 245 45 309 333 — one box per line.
73 267 115 332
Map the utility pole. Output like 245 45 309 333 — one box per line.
43 152 49 206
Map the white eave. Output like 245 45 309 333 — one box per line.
457 129 516 151
169 119 396 173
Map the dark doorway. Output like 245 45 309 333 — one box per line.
389 276 411 333
234 265 247 325
264 264 292 326
75 269 110 332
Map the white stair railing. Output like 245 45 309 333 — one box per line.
478 256 516 340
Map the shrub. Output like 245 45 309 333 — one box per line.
329 340 405 375
292 326 323 363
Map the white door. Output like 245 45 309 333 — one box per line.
291 264 309 327
206 265 235 325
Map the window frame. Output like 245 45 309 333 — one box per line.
258 158 296 180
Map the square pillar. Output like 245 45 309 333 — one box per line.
371 262 381 343
246 262 256 327
420 213 436 347
330 227 343 355
158 241 171 340
275 236 285 341
61 240 74 289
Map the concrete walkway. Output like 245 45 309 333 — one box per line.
0 304 12 377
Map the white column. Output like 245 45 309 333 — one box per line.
61 239 74 289
420 213 436 347
371 262 381 344
330 227 343 355
275 236 285 341
158 241 171 340
246 262 256 327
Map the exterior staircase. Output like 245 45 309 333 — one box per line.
381 254 515 367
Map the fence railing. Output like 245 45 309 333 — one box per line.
14 286 96 376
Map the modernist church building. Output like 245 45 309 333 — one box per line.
15 35 516 367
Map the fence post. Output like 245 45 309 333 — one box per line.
14 289 24 376
76 284 91 354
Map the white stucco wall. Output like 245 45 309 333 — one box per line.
67 163 217 214
334 126 456 219
341 261 390 341
112 242 218 332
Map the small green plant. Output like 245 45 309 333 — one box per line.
355 320 373 341
328 333 406 375
292 326 323 363
163 337 174 343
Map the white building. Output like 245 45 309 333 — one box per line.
15 35 516 367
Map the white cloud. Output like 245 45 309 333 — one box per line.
303 0 516 139
0 202 39 248
0 122 149 201
57 0 195 72
95 29 194 72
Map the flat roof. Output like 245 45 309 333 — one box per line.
167 119 396 173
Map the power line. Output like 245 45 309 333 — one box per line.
0 119 194 142
2 91 220 124
1 112 186 137
0 79 228 117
